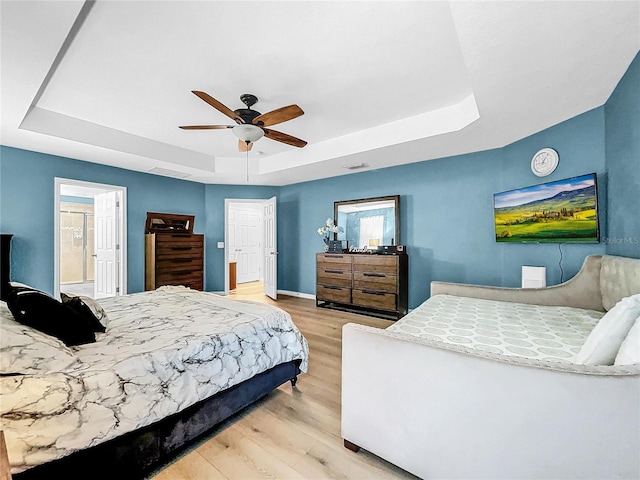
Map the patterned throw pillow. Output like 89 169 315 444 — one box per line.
61 293 109 330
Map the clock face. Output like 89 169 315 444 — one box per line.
531 148 559 176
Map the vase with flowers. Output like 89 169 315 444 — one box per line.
317 218 342 251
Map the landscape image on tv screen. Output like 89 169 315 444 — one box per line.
494 173 599 243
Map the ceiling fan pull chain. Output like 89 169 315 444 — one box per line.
246 148 249 182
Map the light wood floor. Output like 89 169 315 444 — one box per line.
149 282 418 479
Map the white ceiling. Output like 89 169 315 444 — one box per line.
1 1 638 186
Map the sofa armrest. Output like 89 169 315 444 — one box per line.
430 255 604 311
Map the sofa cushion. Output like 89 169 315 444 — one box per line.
600 256 640 311
615 316 640 366
575 294 640 365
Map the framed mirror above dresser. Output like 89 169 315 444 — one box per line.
334 195 399 252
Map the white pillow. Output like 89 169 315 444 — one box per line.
575 294 640 365
614 316 640 365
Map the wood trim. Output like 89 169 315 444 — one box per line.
0 431 12 480
144 234 156 291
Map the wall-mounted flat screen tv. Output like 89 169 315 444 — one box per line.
494 173 600 243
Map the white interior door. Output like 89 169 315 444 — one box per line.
229 205 262 283
94 191 118 298
263 196 277 299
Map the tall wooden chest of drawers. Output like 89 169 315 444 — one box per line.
316 253 408 319
145 213 204 291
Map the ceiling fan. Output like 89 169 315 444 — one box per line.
179 91 307 152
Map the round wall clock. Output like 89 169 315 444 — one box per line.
531 148 559 177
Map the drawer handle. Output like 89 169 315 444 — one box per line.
325 286 343 290
171 246 193 251
363 273 386 277
171 258 193 263
362 290 386 296
326 255 344 258
325 270 344 274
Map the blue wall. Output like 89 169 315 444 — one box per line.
1 54 638 301
0 147 205 295
278 107 608 308
605 51 640 257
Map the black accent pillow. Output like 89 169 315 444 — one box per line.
61 295 106 333
6 289 96 346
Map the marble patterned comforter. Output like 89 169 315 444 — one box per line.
0 287 309 474
387 294 603 363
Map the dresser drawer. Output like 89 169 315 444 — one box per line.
317 267 352 288
156 234 203 248
353 272 397 293
317 253 352 266
156 256 203 273
317 285 351 304
353 255 397 274
352 289 397 311
157 270 202 286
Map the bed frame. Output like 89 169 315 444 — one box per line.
14 360 301 480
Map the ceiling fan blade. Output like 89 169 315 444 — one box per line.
264 128 307 148
253 105 304 127
191 91 242 123
179 125 233 130
238 140 253 152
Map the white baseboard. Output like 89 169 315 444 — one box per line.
277 290 316 300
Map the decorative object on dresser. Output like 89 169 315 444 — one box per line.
316 217 343 252
0 234 12 301
144 212 204 291
316 252 408 320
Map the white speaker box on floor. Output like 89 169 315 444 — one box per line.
522 266 546 288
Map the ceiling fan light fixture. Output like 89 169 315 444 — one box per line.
232 124 264 143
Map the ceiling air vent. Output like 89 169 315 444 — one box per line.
343 162 369 171
148 167 192 179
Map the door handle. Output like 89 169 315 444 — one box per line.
91 254 97 257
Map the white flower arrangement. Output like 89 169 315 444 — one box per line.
317 218 342 244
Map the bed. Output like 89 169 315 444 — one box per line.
342 254 640 480
0 286 309 478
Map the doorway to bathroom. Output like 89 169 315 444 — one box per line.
54 178 127 299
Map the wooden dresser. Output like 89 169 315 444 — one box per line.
316 252 408 319
145 213 204 291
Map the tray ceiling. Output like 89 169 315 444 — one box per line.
1 1 638 185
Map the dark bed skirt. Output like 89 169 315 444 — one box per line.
14 360 301 480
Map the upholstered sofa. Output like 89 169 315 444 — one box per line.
342 255 640 479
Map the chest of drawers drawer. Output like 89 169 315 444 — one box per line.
353 255 397 273
352 271 397 293
316 285 351 304
352 289 397 311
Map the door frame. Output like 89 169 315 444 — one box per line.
54 178 127 299
223 198 272 295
